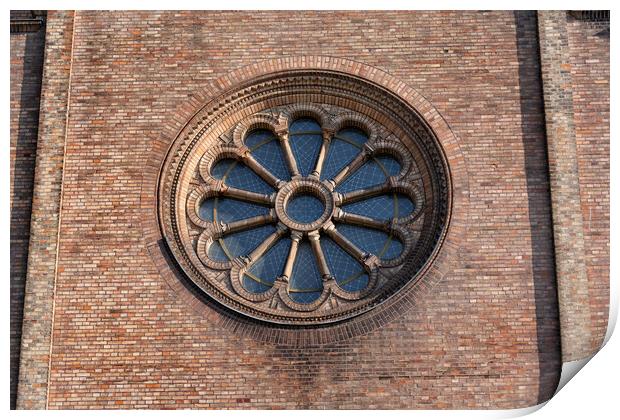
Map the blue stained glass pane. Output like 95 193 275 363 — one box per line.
221 224 276 259
245 130 290 181
336 155 401 193
211 158 235 179
289 240 323 303
198 197 215 221
244 129 274 147
374 155 401 176
337 223 403 260
395 194 415 218
321 139 360 181
321 237 368 292
342 193 414 220
290 133 322 177
289 118 321 133
202 197 269 223
286 195 325 223
212 158 274 194
246 236 291 288
242 274 272 294
289 119 322 177
340 273 369 293
381 238 404 260
337 128 368 146
207 240 229 261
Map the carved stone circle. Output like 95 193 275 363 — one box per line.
158 70 451 325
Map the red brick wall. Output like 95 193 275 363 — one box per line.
10 16 46 409
26 10 566 409
14 11 609 408
566 17 610 352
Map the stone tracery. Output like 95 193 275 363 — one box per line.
158 71 450 325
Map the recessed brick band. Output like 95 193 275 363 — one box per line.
143 56 469 343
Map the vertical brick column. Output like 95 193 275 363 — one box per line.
16 11 75 409
537 11 592 362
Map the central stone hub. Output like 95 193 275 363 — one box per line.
274 178 334 232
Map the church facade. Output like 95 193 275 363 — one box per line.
10 10 609 409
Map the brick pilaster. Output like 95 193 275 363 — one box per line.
10 12 46 410
537 11 592 362
16 10 75 409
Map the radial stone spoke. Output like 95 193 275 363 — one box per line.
323 222 380 272
333 209 390 232
239 150 283 188
222 185 273 206
308 231 331 279
340 182 390 205
247 223 288 264
329 144 373 188
223 210 277 235
310 130 334 180
323 222 364 262
280 231 303 281
276 131 301 178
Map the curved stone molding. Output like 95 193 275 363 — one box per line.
153 58 462 329
370 140 413 181
332 112 377 139
279 103 331 130
274 178 335 232
196 228 234 271
232 112 280 148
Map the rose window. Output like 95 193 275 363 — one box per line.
158 73 450 325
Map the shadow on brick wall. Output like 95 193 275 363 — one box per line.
10 27 46 409
514 10 562 404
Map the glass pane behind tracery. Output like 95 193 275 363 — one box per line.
242 274 272 294
289 118 322 177
342 193 414 220
245 129 290 181
321 128 367 181
321 139 359 181
321 236 368 292
243 236 291 294
199 197 269 223
337 128 367 146
336 155 401 193
289 240 323 303
212 158 274 194
286 195 324 223
221 224 276 261
337 223 403 261
207 240 228 262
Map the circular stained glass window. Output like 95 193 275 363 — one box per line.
158 72 450 325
